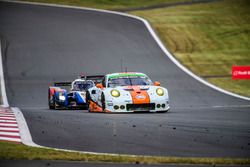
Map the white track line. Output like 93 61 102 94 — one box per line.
0 108 21 142
0 137 21 142
0 38 22 143
0 116 14 118
0 127 19 131
0 120 17 123
0 123 18 127
0 40 9 107
0 117 16 120
0 0 249 156
12 107 41 147
0 131 20 136
1 0 249 101
0 113 15 115
0 138 21 142
212 105 250 108
13 107 129 155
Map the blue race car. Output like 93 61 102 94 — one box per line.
48 76 103 109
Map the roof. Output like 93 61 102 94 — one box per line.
107 72 147 79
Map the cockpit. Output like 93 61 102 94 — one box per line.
72 80 94 91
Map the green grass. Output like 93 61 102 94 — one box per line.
21 0 250 97
21 0 190 10
1 0 249 164
207 78 250 96
131 0 250 97
0 141 250 165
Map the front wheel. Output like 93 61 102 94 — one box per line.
101 94 106 112
86 91 91 112
48 89 55 109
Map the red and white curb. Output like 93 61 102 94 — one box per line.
0 107 21 143
0 0 249 156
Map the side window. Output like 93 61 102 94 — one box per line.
101 77 106 87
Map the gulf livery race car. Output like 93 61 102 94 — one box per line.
48 75 103 109
86 72 170 113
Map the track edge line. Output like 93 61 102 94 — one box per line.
0 40 9 107
1 0 249 101
0 0 249 158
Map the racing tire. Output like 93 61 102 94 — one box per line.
86 91 91 112
49 102 55 110
101 94 106 112
53 97 58 110
48 89 55 110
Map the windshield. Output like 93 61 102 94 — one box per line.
108 76 152 88
73 81 94 91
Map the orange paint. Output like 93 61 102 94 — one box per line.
105 109 112 113
128 86 150 104
49 87 62 97
89 101 103 112
154 81 161 86
96 83 104 89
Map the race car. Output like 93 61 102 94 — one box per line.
48 75 103 109
86 72 170 113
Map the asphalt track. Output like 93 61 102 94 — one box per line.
0 1 250 158
2 160 249 167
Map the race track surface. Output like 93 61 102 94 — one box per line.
0 1 250 158
2 160 239 167
2 160 247 167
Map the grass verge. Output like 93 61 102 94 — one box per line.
131 0 250 97
0 141 250 165
20 0 250 97
1 0 249 164
21 0 191 10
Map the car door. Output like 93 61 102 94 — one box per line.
89 87 98 103
96 76 106 106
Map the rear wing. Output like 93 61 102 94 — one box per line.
80 75 104 84
54 82 72 86
52 75 104 87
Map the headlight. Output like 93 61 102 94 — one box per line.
111 89 120 97
59 95 66 101
156 88 164 96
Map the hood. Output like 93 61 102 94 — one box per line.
122 85 150 91
121 85 150 104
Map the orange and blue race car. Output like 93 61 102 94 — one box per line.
48 75 103 109
86 72 170 113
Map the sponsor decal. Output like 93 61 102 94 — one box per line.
136 94 146 100
140 86 149 89
108 73 146 79
232 66 250 80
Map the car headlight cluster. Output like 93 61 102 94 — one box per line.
156 88 164 96
59 92 66 101
111 89 120 97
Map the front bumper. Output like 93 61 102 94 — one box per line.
55 100 87 109
105 99 170 112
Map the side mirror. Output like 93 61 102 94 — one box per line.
91 90 96 94
96 83 103 89
154 81 161 86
